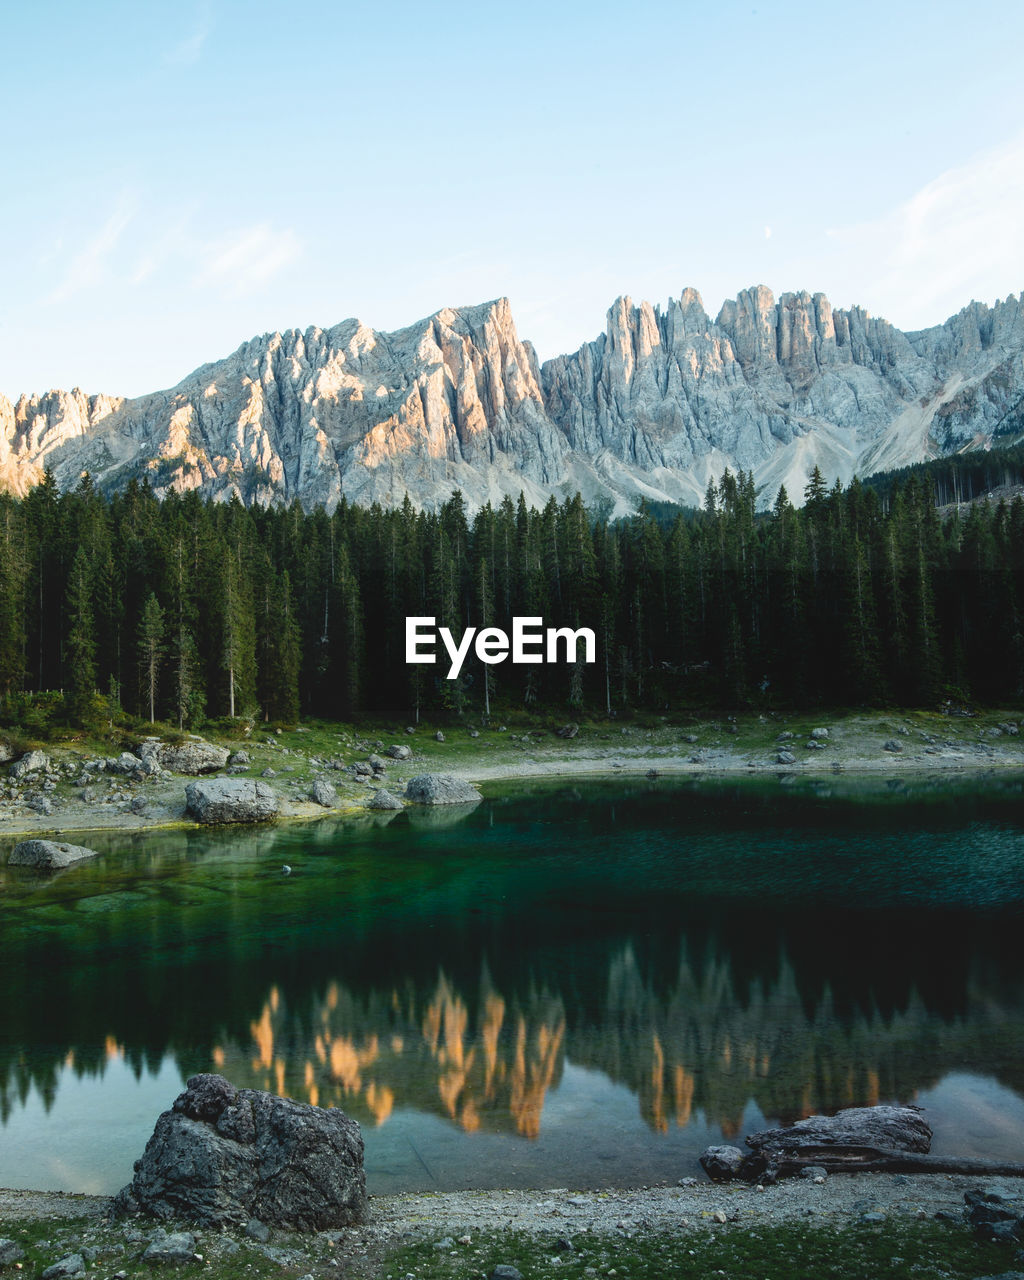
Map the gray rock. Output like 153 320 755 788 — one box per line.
261 768 277 778
776 751 796 764
117 1073 365 1230
366 789 404 811
27 796 54 815
109 752 144 774
556 723 579 739
350 761 372 776
0 1241 26 1266
747 1105 932 1157
699 1145 748 1181
310 779 337 808
810 727 829 739
142 1232 196 1265
883 739 903 753
10 749 48 779
9 839 98 869
185 780 279 825
228 751 250 766
0 741 13 764
385 744 412 761
404 774 482 806
489 1268 523 1280
800 1166 828 1180
42 1256 85 1280
139 741 230 775
434 731 445 742
244 1219 270 1244
366 754 385 771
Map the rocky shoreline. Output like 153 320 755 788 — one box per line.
0 711 1022 841
2 1173 1024 1276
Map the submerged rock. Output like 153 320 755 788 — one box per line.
404 774 482 805
185 780 279 824
115 1073 365 1230
9 839 98 869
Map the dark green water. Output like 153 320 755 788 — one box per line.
2 773 1024 1193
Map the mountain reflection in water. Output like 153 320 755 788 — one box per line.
2 774 1024 1190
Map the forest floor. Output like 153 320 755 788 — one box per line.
1 708 1023 840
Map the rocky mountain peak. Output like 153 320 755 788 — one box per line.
3 285 1023 517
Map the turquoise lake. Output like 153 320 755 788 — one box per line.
2 773 1024 1194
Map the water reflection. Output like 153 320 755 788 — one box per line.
2 774 1024 1189
199 942 1024 1144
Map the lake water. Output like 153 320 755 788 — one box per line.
2 773 1024 1195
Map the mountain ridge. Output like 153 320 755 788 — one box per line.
3 286 1023 515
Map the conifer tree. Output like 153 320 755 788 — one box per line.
137 592 164 723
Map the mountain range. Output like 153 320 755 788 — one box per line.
3 286 1023 514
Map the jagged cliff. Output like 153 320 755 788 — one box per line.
3 287 1023 514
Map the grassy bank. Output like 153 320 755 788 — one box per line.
0 1208 1016 1280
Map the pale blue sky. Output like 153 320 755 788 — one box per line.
4 0 1024 398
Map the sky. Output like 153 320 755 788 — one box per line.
3 0 1024 400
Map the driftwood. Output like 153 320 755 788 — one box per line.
701 1104 1024 1182
755 1145 1024 1179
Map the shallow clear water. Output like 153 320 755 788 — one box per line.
2 772 1024 1194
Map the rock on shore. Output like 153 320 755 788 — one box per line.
115 1074 366 1230
185 780 279 824
404 774 482 805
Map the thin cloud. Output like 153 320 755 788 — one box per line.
165 7 212 66
827 132 1024 325
47 196 137 303
196 223 302 294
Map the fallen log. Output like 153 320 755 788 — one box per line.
700 1103 1024 1182
765 1146 1024 1179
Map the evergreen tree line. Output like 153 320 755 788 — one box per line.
0 466 1022 729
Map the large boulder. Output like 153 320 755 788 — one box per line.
404 773 482 805
185 779 279 824
385 744 412 761
10 749 48 779
140 740 230 775
115 1074 365 1230
9 839 98 869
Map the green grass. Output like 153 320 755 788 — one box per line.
0 1215 1015 1280
377 1220 1017 1280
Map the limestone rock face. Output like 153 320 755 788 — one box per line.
185 779 279 824
5 289 1024 516
116 1073 366 1230
9 839 98 869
